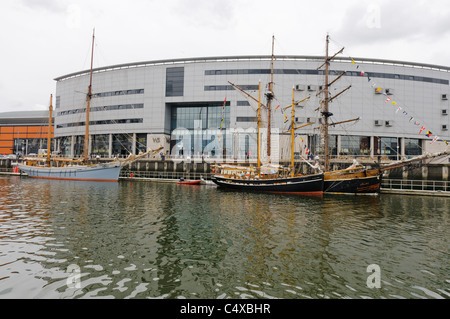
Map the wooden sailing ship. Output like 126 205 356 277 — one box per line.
18 30 161 182
316 35 383 194
212 37 324 194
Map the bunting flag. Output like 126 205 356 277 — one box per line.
347 55 449 148
284 113 288 123
419 126 426 135
275 104 281 111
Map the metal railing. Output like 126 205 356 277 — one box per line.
120 170 212 181
382 179 450 192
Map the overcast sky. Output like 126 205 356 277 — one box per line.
1 0 449 113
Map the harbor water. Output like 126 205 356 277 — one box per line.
0 175 448 299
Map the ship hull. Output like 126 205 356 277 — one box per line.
324 169 382 194
212 173 324 194
17 163 122 182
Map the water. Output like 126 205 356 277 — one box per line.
0 176 448 299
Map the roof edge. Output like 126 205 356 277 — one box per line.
54 55 450 82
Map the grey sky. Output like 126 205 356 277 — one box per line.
1 0 449 113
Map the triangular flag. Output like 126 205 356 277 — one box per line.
352 59 356 64
376 87 382 92
396 107 402 114
385 97 391 103
360 71 365 76
275 104 280 111
392 101 397 105
430 136 439 144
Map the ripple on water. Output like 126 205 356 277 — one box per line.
0 179 449 299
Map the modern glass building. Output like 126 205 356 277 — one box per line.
49 55 450 163
0 111 54 156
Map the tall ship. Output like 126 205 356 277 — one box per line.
316 35 383 194
212 36 324 194
18 31 160 182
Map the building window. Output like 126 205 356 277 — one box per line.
166 67 184 97
91 134 109 157
205 85 259 91
136 133 147 155
340 136 370 156
93 89 144 98
237 101 250 106
375 137 399 160
169 101 230 157
236 117 258 122
56 118 143 129
404 138 421 158
112 134 133 157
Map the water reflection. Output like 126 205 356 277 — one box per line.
0 176 448 299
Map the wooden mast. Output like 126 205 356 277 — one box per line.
257 81 261 177
318 34 349 172
290 87 295 177
323 35 331 172
46 94 53 167
84 29 95 163
266 35 275 161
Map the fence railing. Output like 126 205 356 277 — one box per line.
120 170 212 181
381 179 450 192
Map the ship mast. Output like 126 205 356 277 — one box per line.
266 35 275 161
317 34 350 172
323 35 331 171
47 94 53 167
84 29 95 163
282 93 312 177
257 81 262 177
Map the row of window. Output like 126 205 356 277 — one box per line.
205 85 260 91
92 89 144 98
205 69 449 85
57 104 144 116
56 118 143 129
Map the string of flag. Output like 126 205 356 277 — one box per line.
350 57 448 146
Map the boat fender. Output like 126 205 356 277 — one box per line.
130 173 134 178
